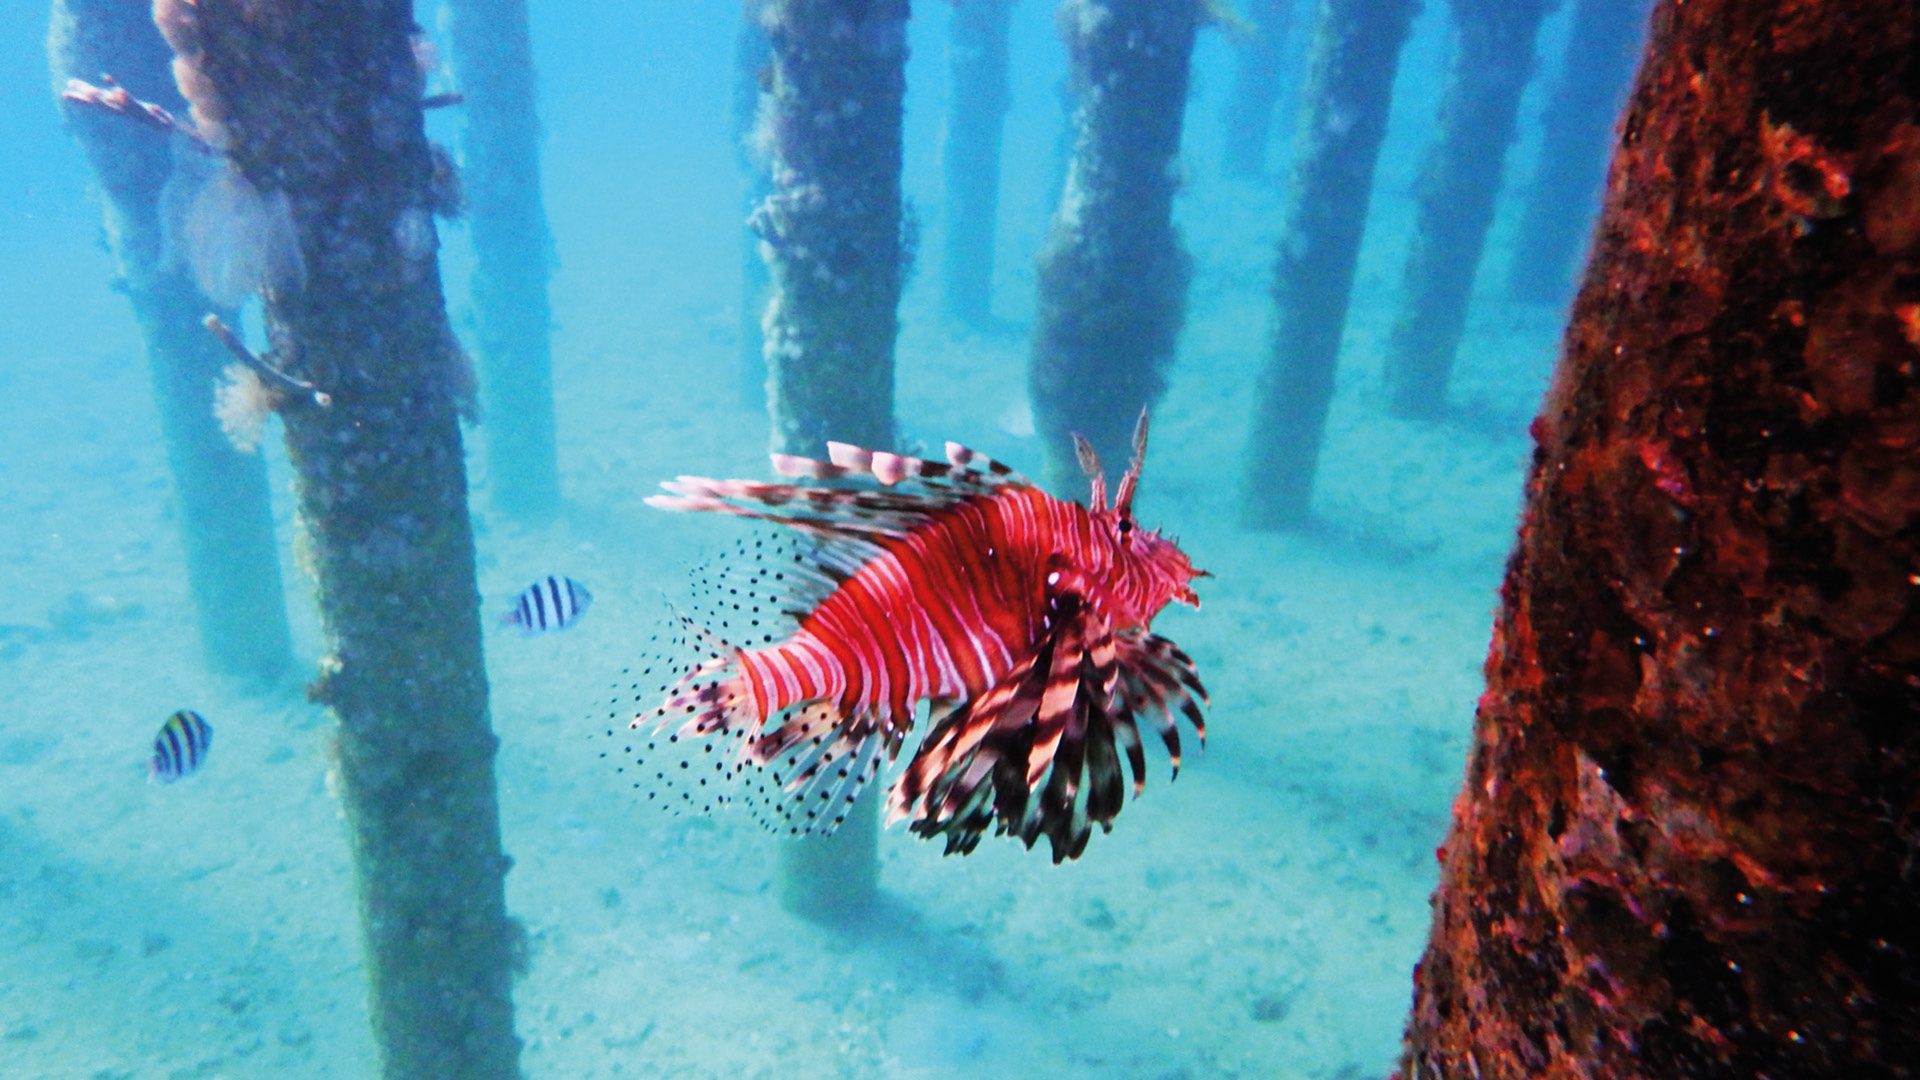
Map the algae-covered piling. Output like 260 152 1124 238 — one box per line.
1030 0 1202 495
940 0 1015 326
732 0 774 409
1504 0 1650 308
1219 0 1293 181
1382 0 1553 420
755 0 912 922
161 1 521 1074
444 0 560 521
50 0 292 684
1241 0 1418 529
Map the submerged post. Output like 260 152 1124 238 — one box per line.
732 0 773 409
1381 0 1554 419
159 1 521 1074
443 0 560 521
1030 0 1203 494
1503 0 1651 308
50 0 292 684
1219 0 1292 181
1402 0 1920 1072
1241 0 1418 529
755 0 911 923
940 0 1015 326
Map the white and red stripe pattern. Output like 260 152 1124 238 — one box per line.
611 412 1208 861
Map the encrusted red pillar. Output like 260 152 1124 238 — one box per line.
1401 2 1920 1076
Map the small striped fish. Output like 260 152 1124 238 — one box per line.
149 709 213 783
605 410 1209 862
502 575 593 635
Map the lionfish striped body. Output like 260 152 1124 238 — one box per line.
619 414 1207 861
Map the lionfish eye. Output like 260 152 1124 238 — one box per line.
1118 517 1133 536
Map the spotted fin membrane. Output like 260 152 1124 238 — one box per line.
594 533 894 836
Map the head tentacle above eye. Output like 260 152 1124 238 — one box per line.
1074 407 1151 520
1113 407 1149 519
1073 431 1107 513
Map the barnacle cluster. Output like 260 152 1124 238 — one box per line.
152 0 230 149
153 1 306 307
212 362 281 453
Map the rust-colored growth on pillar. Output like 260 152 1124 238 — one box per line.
1382 0 1553 420
1401 3 1920 1076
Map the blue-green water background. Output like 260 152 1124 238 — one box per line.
0 2 1636 1076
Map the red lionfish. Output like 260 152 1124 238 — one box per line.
603 412 1208 862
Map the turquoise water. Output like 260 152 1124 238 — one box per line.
0 2 1626 1076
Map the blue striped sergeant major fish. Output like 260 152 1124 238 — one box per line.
150 709 212 783
502 575 593 636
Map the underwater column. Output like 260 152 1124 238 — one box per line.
939 0 1015 326
49 0 293 684
732 0 773 409
755 0 911 922
1030 0 1203 492
443 0 560 522
1400 0 1920 1072
1503 0 1652 308
1218 0 1293 181
1240 0 1418 529
1380 0 1554 420
157 2 521 1075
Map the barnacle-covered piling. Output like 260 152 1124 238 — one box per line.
1503 0 1651 308
1241 0 1418 529
1219 0 1293 181
49 0 291 684
940 0 1014 326
1381 0 1554 420
1401 1 1920 1072
1030 0 1203 495
161 2 520 1075
755 0 912 923
443 0 559 521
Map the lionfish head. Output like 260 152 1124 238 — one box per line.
1075 410 1208 614
1127 526 1205 611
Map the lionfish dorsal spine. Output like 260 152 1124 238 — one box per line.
1113 407 1150 517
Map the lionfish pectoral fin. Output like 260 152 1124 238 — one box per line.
893 585 1136 862
870 574 1209 862
887 648 1047 841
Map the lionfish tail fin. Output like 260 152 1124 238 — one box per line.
595 613 769 819
632 614 766 749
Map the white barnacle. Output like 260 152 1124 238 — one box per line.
393 206 437 265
